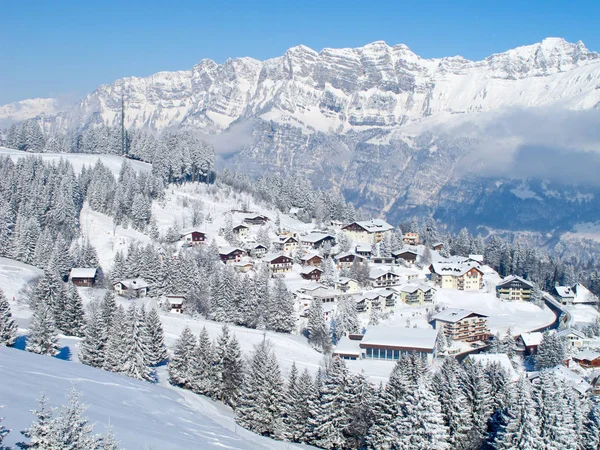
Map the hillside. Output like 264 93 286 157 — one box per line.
0 346 308 449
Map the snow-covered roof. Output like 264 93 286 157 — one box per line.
166 296 184 306
69 268 97 279
338 277 358 285
573 350 600 361
429 261 483 277
180 228 205 236
392 246 418 256
355 244 372 253
219 246 245 256
369 267 399 279
300 266 323 275
573 283 599 304
497 275 534 289
361 326 437 351
333 336 362 357
555 286 575 298
556 328 586 340
345 219 394 234
468 254 484 263
300 232 335 243
520 332 543 347
300 252 322 261
372 288 396 298
233 223 249 229
399 282 434 294
263 253 292 263
431 308 487 323
362 291 382 301
466 353 518 381
116 278 149 290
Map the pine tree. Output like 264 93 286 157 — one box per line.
50 388 102 449
460 361 492 443
536 332 566 369
236 339 284 438
494 376 540 450
266 278 296 333
63 283 86 337
307 299 331 353
0 289 18 346
78 308 107 369
26 302 60 356
19 393 56 449
366 383 396 449
102 305 128 373
122 305 154 382
345 371 375 449
168 326 197 389
145 308 168 366
190 326 215 396
0 405 8 446
221 334 244 407
581 404 600 450
332 296 359 342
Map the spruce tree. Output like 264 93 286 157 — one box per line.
26 303 60 356
102 305 128 373
63 283 86 337
0 289 18 346
494 377 540 450
221 334 244 408
51 388 102 449
190 326 215 396
145 308 168 366
168 326 197 389
460 361 492 442
266 278 296 333
122 305 154 382
236 339 284 437
19 393 56 449
345 371 375 449
78 308 107 368
581 404 600 450
307 299 331 353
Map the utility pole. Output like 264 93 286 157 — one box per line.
121 94 126 155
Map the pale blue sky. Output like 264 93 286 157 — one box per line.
1 0 599 104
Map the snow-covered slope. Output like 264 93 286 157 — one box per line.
0 98 63 125
0 147 151 176
42 38 600 133
0 346 306 450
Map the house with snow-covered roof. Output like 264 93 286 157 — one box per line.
69 268 98 287
369 267 401 288
429 262 483 290
573 350 600 368
274 235 298 254
335 252 367 270
519 332 543 355
263 253 293 276
392 246 419 264
232 223 250 238
342 219 394 244
399 283 435 304
402 232 419 246
554 283 599 305
335 277 360 293
180 228 207 245
332 335 363 360
556 328 586 350
165 294 185 314
496 275 534 301
113 278 149 298
300 232 336 249
300 266 323 281
242 214 269 226
431 308 490 342
300 252 323 267
359 326 438 364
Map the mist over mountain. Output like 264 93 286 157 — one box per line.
6 37 600 236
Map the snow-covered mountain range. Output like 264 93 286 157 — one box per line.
7 38 600 234
0 98 63 126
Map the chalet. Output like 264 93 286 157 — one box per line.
392 247 418 264
403 232 419 246
113 278 149 298
429 262 484 291
554 283 599 305
243 214 269 226
573 350 600 368
219 247 247 264
332 335 363 360
556 328 586 350
232 224 249 238
248 243 268 258
275 235 298 254
335 277 360 293
335 252 367 269
165 295 185 314
431 308 490 342
355 244 372 259
465 354 519 381
356 291 384 313
310 287 341 304
360 326 437 364
372 256 396 265
69 268 98 287
300 232 336 249
369 267 401 288
300 252 324 267
264 253 293 275
342 219 394 243
301 266 323 281
519 332 543 355
372 288 397 308
180 228 207 245
432 242 444 251
496 275 534 301
399 283 435 305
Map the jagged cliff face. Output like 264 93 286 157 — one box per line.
26 38 600 232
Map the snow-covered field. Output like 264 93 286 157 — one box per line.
0 346 307 450
0 147 151 176
565 304 600 327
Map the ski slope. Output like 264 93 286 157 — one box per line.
0 346 308 450
0 147 151 176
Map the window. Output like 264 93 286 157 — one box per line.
366 348 372 358
394 350 400 360
373 348 380 359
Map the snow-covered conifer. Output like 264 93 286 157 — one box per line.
307 299 331 353
0 289 18 346
26 302 60 356
145 308 168 366
78 308 107 368
168 326 197 389
19 393 56 449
